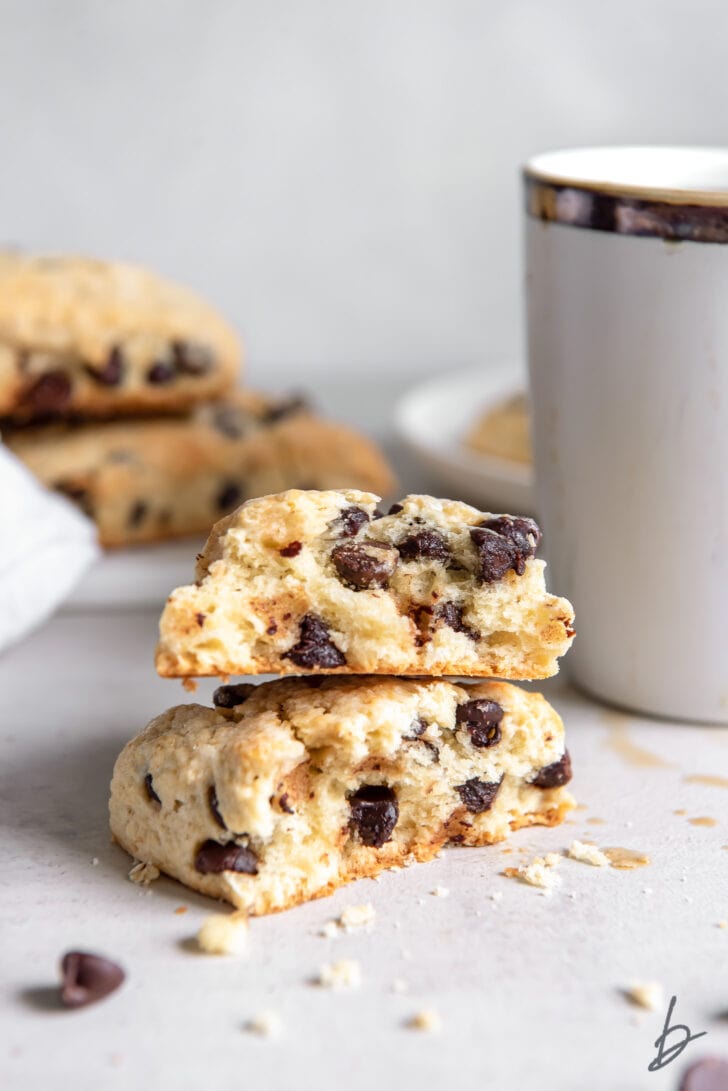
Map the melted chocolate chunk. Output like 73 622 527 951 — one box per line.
85 346 124 386
216 481 242 511
455 699 504 748
531 750 572 788
212 683 253 709
60 951 125 1009
144 773 161 804
128 500 148 528
349 785 399 847
280 541 302 558
146 361 176 384
455 777 502 813
262 395 308 424
435 602 479 641
208 785 226 829
283 614 346 669
211 404 248 439
23 370 72 414
172 340 213 376
331 541 397 590
470 516 541 582
397 529 450 562
337 506 370 537
388 503 404 515
55 481 93 518
194 840 259 875
195 612 206 627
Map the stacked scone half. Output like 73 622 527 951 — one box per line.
110 489 576 915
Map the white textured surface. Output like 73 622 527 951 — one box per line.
1 609 726 1091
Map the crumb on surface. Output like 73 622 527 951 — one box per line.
320 920 339 939
182 677 198 694
489 890 503 903
339 904 376 932
174 906 188 915
504 853 561 893
129 861 160 886
91 857 99 867
407 1008 442 1033
391 978 408 994
717 920 727 930
431 885 450 898
317 959 362 989
246 1011 283 1038
197 911 249 955
625 982 664 1011
568 840 609 867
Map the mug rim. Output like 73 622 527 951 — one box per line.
524 145 728 207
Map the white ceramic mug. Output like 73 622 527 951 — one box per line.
525 146 728 723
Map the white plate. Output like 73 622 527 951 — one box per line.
395 364 535 514
63 537 204 611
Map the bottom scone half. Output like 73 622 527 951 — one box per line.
109 677 574 915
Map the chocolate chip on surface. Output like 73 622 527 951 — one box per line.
60 951 125 1008
23 370 72 414
331 541 397 590
398 529 450 562
470 515 541 582
279 541 302 558
85 345 124 386
435 602 480 641
144 773 161 804
531 750 572 788
262 395 308 424
146 360 176 384
212 683 254 709
128 500 148 528
455 699 504 748
172 340 213 376
455 777 502 813
194 840 259 875
284 614 346 668
349 785 399 847
337 506 370 537
208 786 226 829
216 481 242 511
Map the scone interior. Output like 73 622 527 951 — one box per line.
109 677 574 915
156 489 575 680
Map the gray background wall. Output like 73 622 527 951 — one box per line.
0 0 724 385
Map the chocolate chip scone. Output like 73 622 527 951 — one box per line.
0 252 240 423
109 676 574 914
155 489 574 679
4 394 395 547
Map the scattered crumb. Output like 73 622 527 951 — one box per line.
603 847 651 870
319 920 340 939
91 857 99 867
339 904 376 932
568 840 609 867
197 912 249 955
246 1011 283 1038
642 888 653 896
317 959 362 989
431 885 449 898
174 906 188 915
568 892 578 900
489 891 503 903
182 677 198 694
717 921 727 930
504 853 561 893
407 1009 442 1033
129 861 160 886
681 876 688 883
417 898 425 906
391 978 408 994
625 982 664 1011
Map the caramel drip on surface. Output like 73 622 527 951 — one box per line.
674 809 687 815
603 718 672 769
684 774 728 790
688 816 718 828
603 847 651 869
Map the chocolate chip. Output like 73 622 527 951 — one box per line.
470 516 541 582
455 699 504 748
195 612 206 627
262 395 308 424
128 500 147 528
331 541 398 590
85 346 124 386
212 683 254 709
435 602 480 641
23 370 72 414
283 614 346 669
388 503 404 515
409 717 428 737
398 529 450 562
210 405 247 439
144 773 161 804
194 840 258 875
349 785 399 847
531 750 572 788
147 361 176 384
216 481 242 511
455 777 502 813
208 786 226 829
280 541 302 558
680 1059 728 1091
172 340 213 376
55 481 94 519
266 622 278 635
337 506 370 537
279 793 294 814
60 951 125 1009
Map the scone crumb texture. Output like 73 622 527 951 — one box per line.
339 904 376 932
625 982 664 1011
408 1009 442 1033
568 840 609 867
318 959 362 989
505 853 561 892
197 912 249 956
129 861 160 886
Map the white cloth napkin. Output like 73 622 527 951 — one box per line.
0 445 100 652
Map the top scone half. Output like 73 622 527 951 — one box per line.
156 490 575 680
